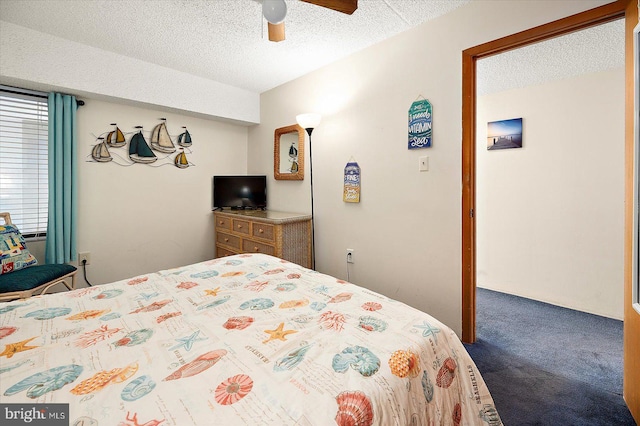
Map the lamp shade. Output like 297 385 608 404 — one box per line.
263 0 287 24
296 113 322 130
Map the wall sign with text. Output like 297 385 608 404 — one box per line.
343 161 360 203
408 99 432 150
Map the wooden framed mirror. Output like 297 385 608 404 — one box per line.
274 124 305 180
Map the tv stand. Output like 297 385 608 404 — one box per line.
213 210 312 268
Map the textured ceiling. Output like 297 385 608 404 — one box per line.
477 18 625 96
0 0 470 93
0 0 624 96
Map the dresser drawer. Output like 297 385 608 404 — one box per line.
213 210 311 268
242 239 275 255
216 245 237 258
252 222 275 242
215 216 232 231
232 219 251 235
216 232 241 250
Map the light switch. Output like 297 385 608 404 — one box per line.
419 156 429 172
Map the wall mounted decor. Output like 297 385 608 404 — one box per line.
129 125 157 163
89 119 195 168
408 97 432 150
174 148 189 168
91 137 112 162
487 118 523 150
177 126 192 147
105 123 125 147
274 124 304 180
150 118 176 153
343 159 360 203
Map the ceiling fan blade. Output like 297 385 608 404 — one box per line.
268 22 285 42
300 0 357 15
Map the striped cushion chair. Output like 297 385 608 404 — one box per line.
0 212 76 302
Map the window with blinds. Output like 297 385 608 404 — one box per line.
0 89 48 238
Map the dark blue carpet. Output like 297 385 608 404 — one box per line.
464 288 636 426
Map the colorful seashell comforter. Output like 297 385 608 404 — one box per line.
0 253 501 425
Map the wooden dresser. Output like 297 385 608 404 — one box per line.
214 210 312 268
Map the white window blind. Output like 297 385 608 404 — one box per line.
0 89 48 237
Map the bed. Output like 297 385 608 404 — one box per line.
0 253 501 425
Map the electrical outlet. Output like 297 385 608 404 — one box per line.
79 252 91 266
346 249 354 264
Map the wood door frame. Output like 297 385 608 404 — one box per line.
623 0 640 419
461 0 630 343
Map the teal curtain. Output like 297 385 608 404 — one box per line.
45 93 78 264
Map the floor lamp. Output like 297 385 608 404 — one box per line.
296 113 321 270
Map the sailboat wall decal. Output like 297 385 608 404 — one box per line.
177 126 192 147
106 123 126 147
174 149 189 169
89 120 192 168
129 127 157 164
91 138 112 162
150 119 176 153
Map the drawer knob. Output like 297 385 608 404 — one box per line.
219 221 224 225
258 229 264 233
237 224 242 229
224 238 229 242
254 247 259 252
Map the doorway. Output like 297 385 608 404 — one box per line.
461 0 639 419
461 0 627 343
475 19 624 321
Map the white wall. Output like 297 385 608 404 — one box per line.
67 99 248 286
476 68 625 319
248 0 612 335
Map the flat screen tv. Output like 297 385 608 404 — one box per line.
213 175 267 210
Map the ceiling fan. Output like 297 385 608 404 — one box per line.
262 0 358 42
